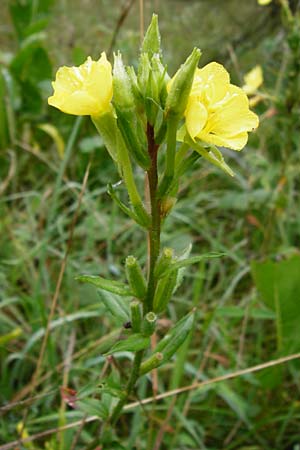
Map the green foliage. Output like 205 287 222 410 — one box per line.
1 1 300 449
105 333 150 355
251 254 300 354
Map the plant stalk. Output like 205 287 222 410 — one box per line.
145 122 161 313
107 122 161 428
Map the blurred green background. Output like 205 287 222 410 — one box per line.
1 0 300 449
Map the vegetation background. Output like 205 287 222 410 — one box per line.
1 0 300 448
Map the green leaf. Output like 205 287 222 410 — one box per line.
10 33 47 80
162 251 225 276
0 70 9 149
77 398 109 419
140 310 195 374
9 0 32 40
104 333 150 355
215 383 250 424
97 290 130 323
76 274 133 296
38 123 65 158
251 254 300 353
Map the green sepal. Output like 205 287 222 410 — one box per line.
104 333 150 355
75 274 133 297
140 310 195 375
178 129 235 177
141 14 161 58
165 47 201 118
125 255 147 300
97 290 130 323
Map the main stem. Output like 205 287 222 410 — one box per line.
145 122 161 313
108 122 160 426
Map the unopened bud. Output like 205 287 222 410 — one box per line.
125 255 147 300
154 247 174 278
165 47 201 118
130 300 142 332
142 312 157 336
141 14 161 58
113 52 135 110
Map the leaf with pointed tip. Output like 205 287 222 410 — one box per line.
75 274 133 296
104 333 150 355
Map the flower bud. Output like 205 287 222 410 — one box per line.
140 311 195 374
151 54 169 106
141 14 161 58
130 300 142 333
125 255 147 300
113 52 150 169
160 196 177 218
154 247 174 278
113 52 135 110
153 269 178 313
165 47 201 118
142 312 157 336
140 352 163 375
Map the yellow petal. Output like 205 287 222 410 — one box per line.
185 97 208 139
191 62 230 105
204 85 259 137
258 0 272 5
242 66 263 95
184 60 259 153
196 131 249 151
48 53 113 116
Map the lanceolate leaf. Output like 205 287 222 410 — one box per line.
77 398 109 419
140 310 195 374
104 333 150 355
75 274 133 296
97 290 130 323
159 252 225 277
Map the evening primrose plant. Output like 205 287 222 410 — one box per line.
48 15 258 438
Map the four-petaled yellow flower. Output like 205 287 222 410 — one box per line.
184 62 259 150
48 53 113 116
242 66 263 96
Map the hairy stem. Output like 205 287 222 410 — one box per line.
145 122 161 313
107 123 160 428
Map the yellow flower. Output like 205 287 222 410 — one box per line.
184 62 259 150
48 53 113 116
242 66 263 95
258 0 272 4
